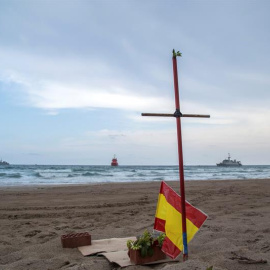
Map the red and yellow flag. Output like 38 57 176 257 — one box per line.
154 181 207 259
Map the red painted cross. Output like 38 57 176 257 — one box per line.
141 50 210 261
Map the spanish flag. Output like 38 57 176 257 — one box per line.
154 181 207 259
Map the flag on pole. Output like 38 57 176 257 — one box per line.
154 181 208 259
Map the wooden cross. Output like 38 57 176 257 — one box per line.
142 50 210 261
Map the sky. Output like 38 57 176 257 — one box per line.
0 0 270 165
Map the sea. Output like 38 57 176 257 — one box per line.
0 165 270 187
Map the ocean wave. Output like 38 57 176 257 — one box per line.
72 167 108 173
7 173 22 178
0 165 270 187
150 171 164 175
153 177 164 181
82 172 100 176
72 168 86 172
36 169 72 173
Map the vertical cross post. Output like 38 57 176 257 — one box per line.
141 50 210 261
172 53 188 260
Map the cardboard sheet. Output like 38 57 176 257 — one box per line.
78 237 176 267
78 237 136 256
99 250 132 267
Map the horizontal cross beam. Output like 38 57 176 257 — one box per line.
141 113 210 118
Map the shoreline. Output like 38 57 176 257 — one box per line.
0 179 269 269
1 177 270 190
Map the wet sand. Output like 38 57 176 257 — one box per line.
0 179 269 270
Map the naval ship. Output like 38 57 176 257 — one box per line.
0 159 9 165
217 153 242 167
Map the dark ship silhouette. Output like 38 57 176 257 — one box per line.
217 153 242 167
0 159 9 165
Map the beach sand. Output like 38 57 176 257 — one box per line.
0 179 269 270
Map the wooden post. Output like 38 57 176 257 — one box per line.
141 50 210 261
172 54 188 261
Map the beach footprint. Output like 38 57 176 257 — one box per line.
25 230 41 237
38 231 57 243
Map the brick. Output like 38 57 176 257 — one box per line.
61 232 91 248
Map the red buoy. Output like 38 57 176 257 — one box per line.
111 155 118 166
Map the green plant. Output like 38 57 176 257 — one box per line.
172 49 182 57
156 233 166 247
127 230 166 258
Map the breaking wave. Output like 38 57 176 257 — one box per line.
7 173 22 178
82 172 101 176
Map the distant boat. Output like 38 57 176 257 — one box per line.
111 155 118 166
0 159 9 165
217 153 242 167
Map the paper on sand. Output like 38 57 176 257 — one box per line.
78 237 175 267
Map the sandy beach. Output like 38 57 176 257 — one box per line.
0 179 269 270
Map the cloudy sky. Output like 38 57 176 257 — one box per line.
0 0 269 165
